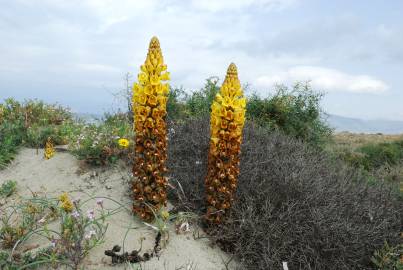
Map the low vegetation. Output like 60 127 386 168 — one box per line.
68 113 133 166
0 193 122 269
1 75 402 269
330 132 403 194
0 98 72 167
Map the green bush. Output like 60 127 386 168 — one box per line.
167 87 189 120
371 241 403 270
246 83 333 147
0 121 25 167
184 77 220 117
0 180 17 197
358 140 403 170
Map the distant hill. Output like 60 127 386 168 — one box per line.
73 112 101 124
326 114 403 134
73 112 403 134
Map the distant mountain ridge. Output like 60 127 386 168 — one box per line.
73 113 403 134
326 114 403 134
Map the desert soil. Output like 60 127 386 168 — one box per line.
0 148 236 270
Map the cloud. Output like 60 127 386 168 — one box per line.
0 0 400 119
190 0 298 12
255 66 388 93
76 63 121 73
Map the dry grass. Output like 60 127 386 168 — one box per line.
332 132 403 150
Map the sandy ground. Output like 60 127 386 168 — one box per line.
0 148 237 270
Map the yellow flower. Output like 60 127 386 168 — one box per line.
147 94 158 107
59 192 74 212
61 200 74 212
59 192 69 202
44 137 55 159
138 72 148 84
118 138 130 148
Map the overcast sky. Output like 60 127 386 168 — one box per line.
1 0 402 120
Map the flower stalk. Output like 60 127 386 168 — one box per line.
205 63 246 224
132 37 170 221
44 137 55 160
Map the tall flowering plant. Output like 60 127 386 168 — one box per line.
205 63 246 224
131 37 170 221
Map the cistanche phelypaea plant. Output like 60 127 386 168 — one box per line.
132 36 170 221
44 137 55 159
205 63 246 224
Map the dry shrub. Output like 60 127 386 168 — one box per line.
167 118 402 270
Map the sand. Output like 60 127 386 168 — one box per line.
0 148 237 270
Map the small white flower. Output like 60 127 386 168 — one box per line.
38 217 46 225
96 198 104 208
180 222 191 232
87 209 95 220
85 230 96 240
72 210 80 218
51 240 57 248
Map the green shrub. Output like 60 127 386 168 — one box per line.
371 241 403 270
0 120 25 167
0 180 17 197
167 87 189 121
246 83 332 147
358 140 403 170
185 77 219 117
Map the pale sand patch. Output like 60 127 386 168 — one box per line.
0 148 237 270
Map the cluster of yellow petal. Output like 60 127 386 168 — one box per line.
59 192 74 212
205 63 246 224
44 137 55 160
132 37 170 222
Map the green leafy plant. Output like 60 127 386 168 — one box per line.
0 180 17 198
246 82 332 147
358 140 403 170
371 241 403 270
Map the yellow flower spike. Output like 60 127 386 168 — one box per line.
59 192 69 203
132 36 170 222
205 63 246 225
59 192 74 212
61 200 74 212
44 137 55 160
